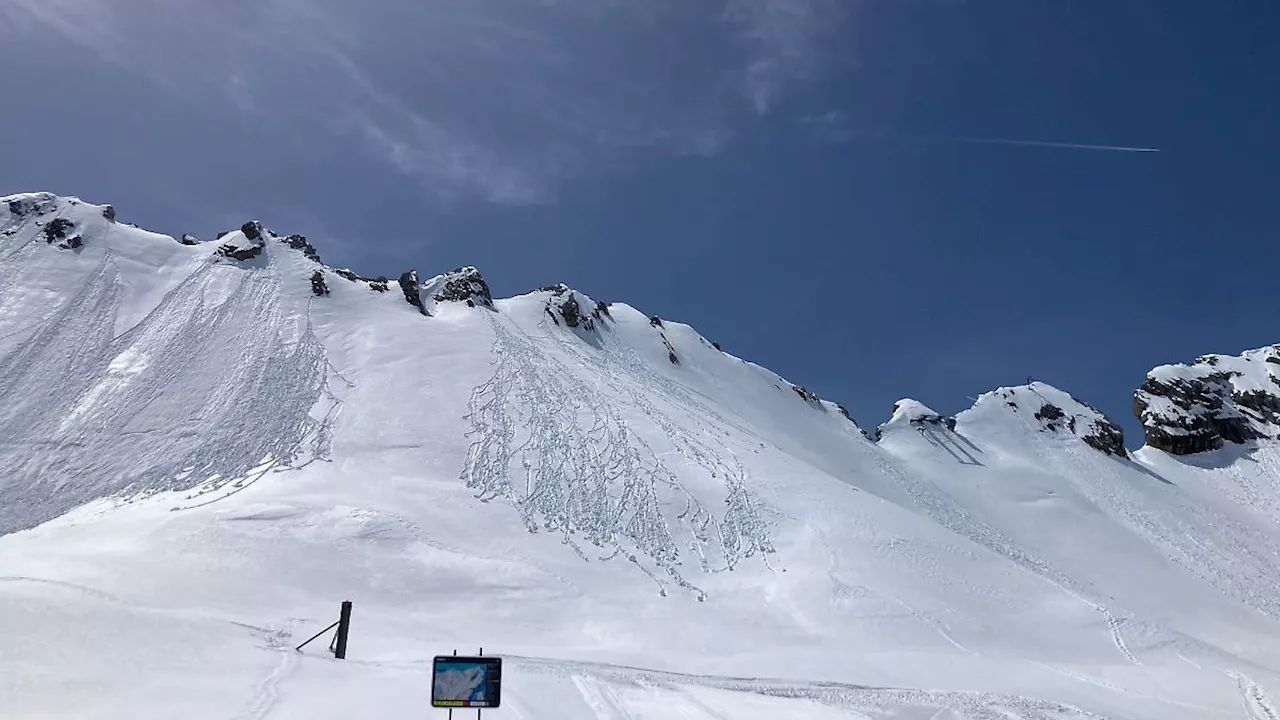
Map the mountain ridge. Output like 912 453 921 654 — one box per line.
7 191 1272 460
6 190 1280 719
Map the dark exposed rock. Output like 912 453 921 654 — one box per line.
661 334 679 364
282 234 321 263
61 235 83 250
334 268 386 285
542 284 607 330
310 270 329 297
369 280 389 293
429 267 493 307
216 241 264 261
240 221 263 241
215 225 266 261
179 233 200 246
1035 403 1065 422
1135 371 1262 455
43 218 74 244
649 316 663 328
590 301 613 323
102 205 116 222
712 341 723 351
7 194 57 218
792 384 820 404
1081 419 1127 457
1236 389 1280 425
908 410 956 432
556 294 583 327
873 400 956 441
398 270 426 313
1034 403 1066 430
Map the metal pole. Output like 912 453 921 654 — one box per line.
334 601 353 660
294 620 341 653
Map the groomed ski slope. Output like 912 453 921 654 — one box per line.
2 193 1280 719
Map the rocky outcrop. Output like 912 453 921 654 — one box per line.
542 284 599 331
398 270 426 313
101 205 116 222
964 384 1128 457
216 228 265 261
179 233 201 246
240 221 263 242
791 384 821 404
332 268 391 294
662 334 679 365
423 266 493 308
282 234 321 263
6 193 57 219
875 399 956 441
40 217 82 249
310 270 329 297
1135 346 1280 455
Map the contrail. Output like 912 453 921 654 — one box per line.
958 137 1160 153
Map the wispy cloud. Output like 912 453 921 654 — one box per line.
798 110 855 142
726 0 853 113
4 0 851 203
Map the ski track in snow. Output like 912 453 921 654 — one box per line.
460 311 773 596
1230 672 1280 720
509 655 1110 720
236 635 297 720
867 429 1143 665
0 236 340 534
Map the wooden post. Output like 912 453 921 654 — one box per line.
334 601 352 660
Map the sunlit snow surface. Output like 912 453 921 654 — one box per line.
3 194 1280 719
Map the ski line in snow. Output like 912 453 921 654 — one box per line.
1229 671 1280 720
361 652 1107 718
236 638 298 720
504 654 1112 720
1030 661 1227 715
868 431 1144 666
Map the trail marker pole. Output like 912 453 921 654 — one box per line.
334 601 353 660
295 601 353 659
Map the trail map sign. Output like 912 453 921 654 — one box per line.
432 656 503 709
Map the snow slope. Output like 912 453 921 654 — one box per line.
3 193 1280 720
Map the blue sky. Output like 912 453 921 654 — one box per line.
1 1 1276 443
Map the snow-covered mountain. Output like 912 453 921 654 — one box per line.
3 192 1280 720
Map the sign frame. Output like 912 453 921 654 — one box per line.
431 655 503 709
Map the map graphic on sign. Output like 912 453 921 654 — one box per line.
431 656 502 708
